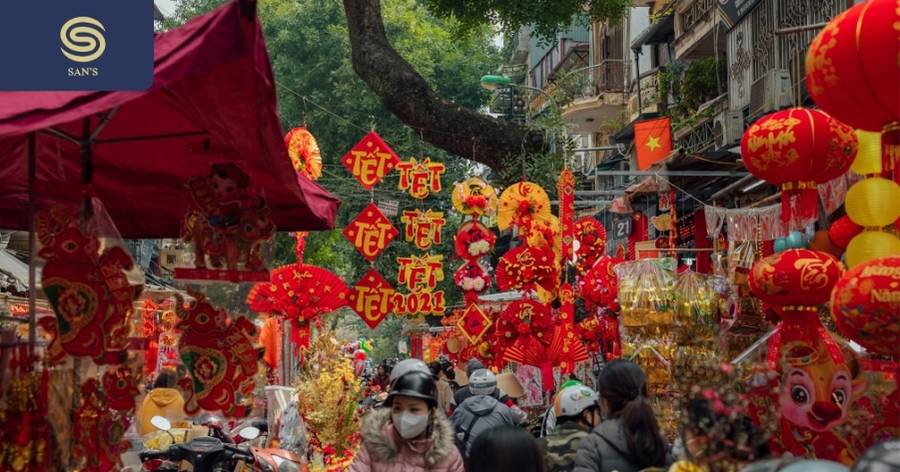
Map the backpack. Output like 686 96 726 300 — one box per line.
454 412 482 459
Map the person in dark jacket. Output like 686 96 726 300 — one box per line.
450 358 487 408
467 426 546 472
573 359 672 472
450 369 516 457
540 385 601 472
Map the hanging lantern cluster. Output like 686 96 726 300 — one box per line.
740 108 857 224
452 177 498 306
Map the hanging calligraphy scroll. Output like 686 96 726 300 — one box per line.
557 169 575 261
396 157 445 199
348 269 396 329
342 131 400 189
400 209 446 250
343 203 399 261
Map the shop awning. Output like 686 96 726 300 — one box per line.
0 0 339 238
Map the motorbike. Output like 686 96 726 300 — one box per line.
140 416 303 472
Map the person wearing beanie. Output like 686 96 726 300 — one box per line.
350 371 464 472
450 369 516 458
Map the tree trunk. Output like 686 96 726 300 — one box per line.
342 0 543 171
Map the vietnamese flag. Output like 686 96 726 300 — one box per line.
634 117 673 170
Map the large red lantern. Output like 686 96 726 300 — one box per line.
749 249 845 369
831 256 900 357
741 108 856 223
806 0 899 180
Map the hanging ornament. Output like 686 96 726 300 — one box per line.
73 378 133 471
557 169 576 261
178 163 275 281
828 215 862 250
497 181 552 231
400 208 446 251
247 263 349 322
175 290 259 417
579 255 623 312
451 177 498 217
523 216 562 264
454 260 492 305
284 126 323 181
831 256 900 357
393 254 446 316
843 130 900 267
740 108 857 224
102 365 141 412
341 131 400 189
748 249 845 369
347 269 396 329
343 202 399 261
456 304 493 344
37 206 141 363
454 220 496 260
396 157 446 199
496 245 559 301
574 217 608 274
806 0 899 181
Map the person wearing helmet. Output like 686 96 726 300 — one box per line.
350 371 464 472
389 358 431 386
540 384 602 472
450 369 517 458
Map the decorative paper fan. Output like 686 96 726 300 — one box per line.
503 323 588 392
496 245 559 299
574 217 607 274
579 255 623 312
284 126 323 181
451 177 498 216
247 263 349 321
454 220 496 260
497 182 552 231
523 216 562 264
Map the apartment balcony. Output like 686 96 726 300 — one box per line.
673 0 726 60
626 69 663 121
562 60 627 133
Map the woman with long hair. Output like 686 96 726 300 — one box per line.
467 426 546 472
573 359 671 472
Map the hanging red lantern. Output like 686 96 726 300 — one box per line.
831 256 900 357
741 108 857 223
827 215 862 250
806 0 899 180
749 249 845 369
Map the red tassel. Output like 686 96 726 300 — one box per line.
539 362 555 392
780 192 792 224
799 187 818 221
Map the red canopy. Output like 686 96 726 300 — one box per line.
0 0 339 238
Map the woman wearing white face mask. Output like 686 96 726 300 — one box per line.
350 371 464 472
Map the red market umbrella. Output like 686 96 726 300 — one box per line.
0 0 339 238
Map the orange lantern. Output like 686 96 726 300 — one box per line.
741 108 857 223
749 249 845 368
284 126 323 181
806 0 899 180
831 256 900 357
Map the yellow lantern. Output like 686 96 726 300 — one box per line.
845 231 900 268
844 177 900 227
852 129 883 175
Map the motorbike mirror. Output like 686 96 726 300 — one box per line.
238 426 260 440
150 416 172 432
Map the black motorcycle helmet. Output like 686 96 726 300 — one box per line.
386 371 437 408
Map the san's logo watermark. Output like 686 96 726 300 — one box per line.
0 0 153 90
60 16 107 63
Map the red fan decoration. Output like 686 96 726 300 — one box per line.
492 300 554 356
454 261 492 305
454 220 496 261
248 264 349 321
579 255 623 312
496 245 559 298
503 324 589 392
574 217 607 274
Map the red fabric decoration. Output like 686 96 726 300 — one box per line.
453 261 492 305
37 206 140 364
807 0 899 181
176 290 259 417
827 215 861 250
831 256 900 357
73 379 132 471
492 300 554 355
259 316 281 369
627 211 649 260
558 169 576 261
247 263 349 322
749 250 845 370
496 245 559 296
102 366 140 412
453 220 496 261
574 217 607 274
741 108 857 223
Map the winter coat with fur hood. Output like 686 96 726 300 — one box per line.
349 407 464 472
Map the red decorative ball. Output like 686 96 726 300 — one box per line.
830 256 900 357
749 249 844 307
827 215 861 250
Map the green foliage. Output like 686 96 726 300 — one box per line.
422 0 631 41
680 57 722 111
658 59 725 131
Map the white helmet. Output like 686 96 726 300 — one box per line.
390 358 430 383
553 385 599 418
468 369 498 395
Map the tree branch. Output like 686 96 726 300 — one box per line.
342 0 543 171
